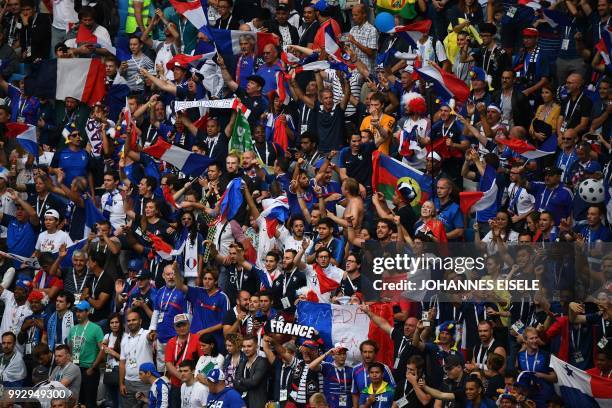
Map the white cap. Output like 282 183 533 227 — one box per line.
44 209 60 219
334 342 349 351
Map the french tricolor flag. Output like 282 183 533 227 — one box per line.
56 58 107 107
296 302 395 366
595 25 612 72
324 24 343 61
459 164 498 213
388 20 432 49
417 64 470 105
550 355 612 407
497 134 556 160
209 28 279 56
293 60 352 75
6 122 38 157
147 232 185 260
75 25 116 54
169 0 209 32
218 178 244 221
143 138 213 177
260 196 289 238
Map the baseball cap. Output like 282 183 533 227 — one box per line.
206 368 225 383
44 209 60 220
522 27 539 37
15 274 33 292
544 166 562 176
276 3 289 11
74 300 91 311
334 342 348 351
173 313 190 325
443 355 464 370
139 362 161 378
469 66 487 82
301 339 320 349
136 270 152 280
313 0 328 12
246 75 265 89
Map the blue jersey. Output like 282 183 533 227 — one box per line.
186 287 229 350
433 198 464 237
51 148 91 187
531 182 573 224
148 377 169 408
154 286 188 343
1 215 37 261
321 362 353 408
7 84 40 125
517 349 551 373
205 387 246 407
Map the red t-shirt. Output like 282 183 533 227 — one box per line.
164 334 201 387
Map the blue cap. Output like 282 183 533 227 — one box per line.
74 300 91 311
15 274 33 292
470 66 487 82
206 368 225 383
139 362 161 378
128 258 144 272
314 0 328 11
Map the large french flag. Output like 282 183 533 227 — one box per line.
56 58 107 107
595 25 612 72
143 138 213 177
417 64 470 105
260 196 289 238
550 355 612 407
168 0 208 31
388 20 432 48
497 134 556 160
324 24 343 61
209 29 279 56
296 302 395 367
5 123 38 157
459 164 498 213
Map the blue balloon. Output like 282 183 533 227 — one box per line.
375 12 395 33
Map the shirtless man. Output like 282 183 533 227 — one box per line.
317 178 365 231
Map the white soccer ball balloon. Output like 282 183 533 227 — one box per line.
578 178 605 203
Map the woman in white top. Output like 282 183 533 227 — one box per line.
194 334 225 400
93 313 124 408
475 210 519 255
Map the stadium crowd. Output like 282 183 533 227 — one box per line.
0 0 611 406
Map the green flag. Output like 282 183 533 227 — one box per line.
229 111 253 153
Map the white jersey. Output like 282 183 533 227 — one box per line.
180 381 209 408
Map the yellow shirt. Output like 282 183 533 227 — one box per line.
530 103 561 135
360 114 396 154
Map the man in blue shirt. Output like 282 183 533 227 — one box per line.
205 368 246 407
529 167 573 225
255 44 282 95
433 178 464 241
0 189 38 265
149 264 188 372
175 266 229 353
50 126 94 190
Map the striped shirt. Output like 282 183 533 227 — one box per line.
124 54 154 92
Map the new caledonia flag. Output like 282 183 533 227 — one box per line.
372 151 432 207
